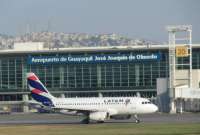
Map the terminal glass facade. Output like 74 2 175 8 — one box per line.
0 48 200 99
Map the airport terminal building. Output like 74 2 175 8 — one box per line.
0 42 200 112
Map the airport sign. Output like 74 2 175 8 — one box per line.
27 53 161 64
176 46 188 57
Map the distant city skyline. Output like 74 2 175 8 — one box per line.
0 0 200 43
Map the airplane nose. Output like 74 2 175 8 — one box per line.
154 105 158 112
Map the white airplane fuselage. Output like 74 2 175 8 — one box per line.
53 97 158 115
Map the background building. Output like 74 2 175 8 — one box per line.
0 42 200 112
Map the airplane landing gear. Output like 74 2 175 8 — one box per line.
134 114 140 123
97 121 104 123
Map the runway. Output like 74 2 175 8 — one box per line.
0 113 200 124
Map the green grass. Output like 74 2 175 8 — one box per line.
0 123 200 135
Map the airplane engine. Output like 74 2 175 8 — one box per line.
89 112 109 121
110 114 131 120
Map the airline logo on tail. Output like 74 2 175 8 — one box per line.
27 73 54 107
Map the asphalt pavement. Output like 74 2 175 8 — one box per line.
0 113 199 124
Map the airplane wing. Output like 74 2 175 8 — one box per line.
52 107 99 115
52 106 118 116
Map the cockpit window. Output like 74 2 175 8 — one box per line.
142 101 151 104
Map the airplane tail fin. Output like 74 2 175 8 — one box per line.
27 72 55 107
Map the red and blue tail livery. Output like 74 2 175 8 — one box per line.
27 73 55 107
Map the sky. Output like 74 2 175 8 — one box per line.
0 0 200 43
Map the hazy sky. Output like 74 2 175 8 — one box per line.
0 0 199 43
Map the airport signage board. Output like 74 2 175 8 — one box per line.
27 53 161 64
176 46 188 57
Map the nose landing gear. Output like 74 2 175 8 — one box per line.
134 114 140 123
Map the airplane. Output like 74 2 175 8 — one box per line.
27 72 158 124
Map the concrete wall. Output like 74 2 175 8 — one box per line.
156 78 170 112
14 42 44 51
175 69 200 88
